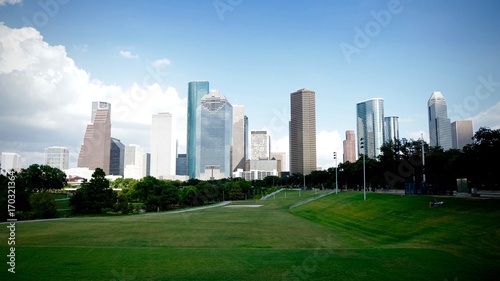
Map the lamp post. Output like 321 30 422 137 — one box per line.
333 152 338 194
360 138 366 201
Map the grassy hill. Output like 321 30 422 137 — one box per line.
1 190 498 280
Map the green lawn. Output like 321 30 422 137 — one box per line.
1 190 499 280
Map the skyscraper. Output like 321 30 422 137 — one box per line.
271 152 287 171
187 81 210 179
78 101 111 174
45 146 69 170
151 112 175 179
109 138 124 176
343 130 356 163
451 120 474 149
188 88 233 180
124 144 144 179
251 130 270 160
357 98 384 159
232 105 246 171
428 92 452 150
289 88 317 175
384 116 399 144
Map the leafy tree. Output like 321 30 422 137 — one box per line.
30 191 57 219
134 176 179 212
113 193 133 214
17 164 67 193
69 168 116 214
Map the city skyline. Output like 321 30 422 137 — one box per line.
1 1 499 171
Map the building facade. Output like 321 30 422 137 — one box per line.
109 138 124 176
271 152 287 172
232 105 246 171
383 116 399 144
289 88 317 175
357 98 384 159
251 130 270 160
78 101 111 174
44 146 69 170
451 120 474 149
343 130 356 163
124 144 144 179
1 152 22 173
428 92 452 150
151 112 176 179
187 81 210 179
176 153 187 176
188 88 233 180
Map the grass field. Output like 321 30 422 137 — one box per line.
1 190 499 280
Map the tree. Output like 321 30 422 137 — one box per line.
69 168 116 214
30 191 57 219
114 193 133 214
17 164 67 193
134 176 180 212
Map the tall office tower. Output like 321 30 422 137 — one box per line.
428 92 452 150
232 105 246 171
451 120 474 149
343 130 356 163
194 89 233 180
151 112 176 179
251 131 270 160
244 116 249 167
357 98 384 159
187 81 210 179
176 154 187 176
78 101 111 174
384 116 399 144
109 138 125 176
289 88 317 175
44 146 69 170
1 152 22 173
143 153 151 177
271 152 287 171
124 144 144 179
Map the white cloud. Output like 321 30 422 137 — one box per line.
317 130 342 170
471 102 500 130
119 50 139 59
0 23 185 167
0 0 22 6
151 58 170 68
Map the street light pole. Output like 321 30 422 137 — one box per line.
360 138 366 201
333 152 338 194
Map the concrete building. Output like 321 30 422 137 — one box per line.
176 153 187 176
451 120 474 149
428 92 452 150
232 105 246 171
289 88 317 175
1 152 22 173
78 101 111 174
151 112 176 179
271 152 287 171
343 130 356 163
251 130 270 160
44 146 69 170
124 144 144 179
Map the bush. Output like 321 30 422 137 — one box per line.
30 191 57 219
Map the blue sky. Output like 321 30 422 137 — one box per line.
1 0 499 170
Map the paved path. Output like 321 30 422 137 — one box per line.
289 190 335 209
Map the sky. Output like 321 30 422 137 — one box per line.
0 0 499 171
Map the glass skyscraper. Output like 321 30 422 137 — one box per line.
187 82 233 179
383 116 399 144
109 138 124 176
428 92 452 150
357 98 384 159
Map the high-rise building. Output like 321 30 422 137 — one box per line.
271 152 287 171
109 138 124 176
1 152 22 173
428 92 452 150
187 87 233 180
151 112 176 179
44 146 69 170
343 130 356 163
187 81 210 179
143 153 151 177
232 105 246 171
384 116 399 144
244 116 249 167
289 88 317 175
357 98 384 159
251 131 270 160
451 120 474 149
78 101 111 174
176 153 187 176
124 144 144 179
